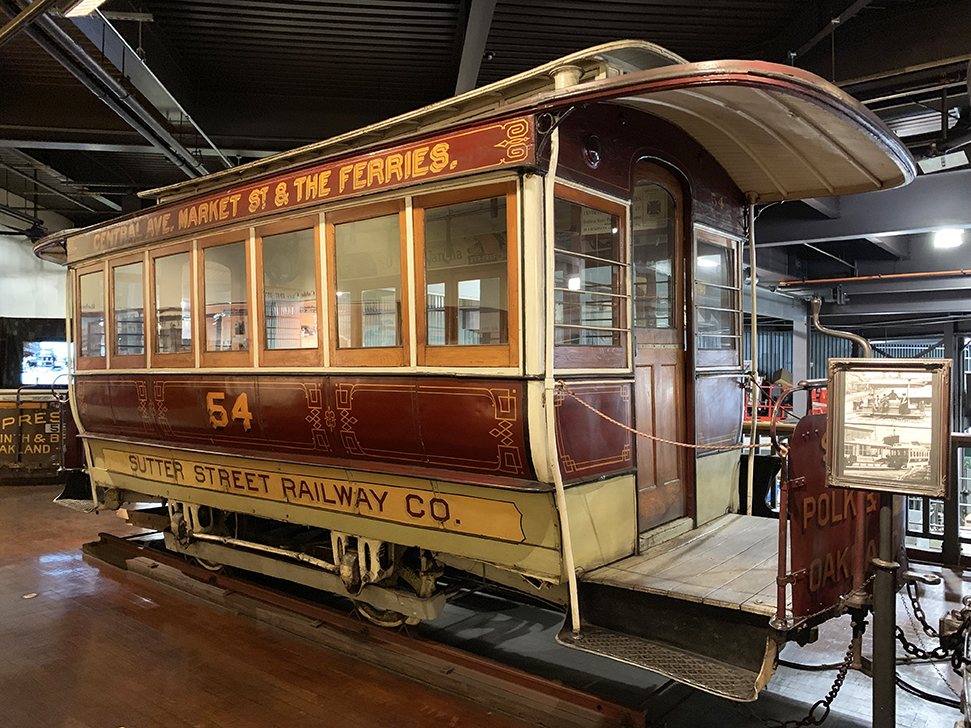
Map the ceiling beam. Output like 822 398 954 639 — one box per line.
802 196 840 219
0 138 277 158
0 0 59 49
818 289 971 317
453 0 496 95
756 168 971 246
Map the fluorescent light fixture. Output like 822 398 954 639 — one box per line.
568 276 582 290
65 0 107 17
697 255 720 268
917 150 969 174
933 228 964 249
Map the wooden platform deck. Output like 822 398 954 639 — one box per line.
582 514 790 617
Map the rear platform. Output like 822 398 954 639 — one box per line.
559 514 789 701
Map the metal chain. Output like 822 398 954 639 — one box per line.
748 637 857 728
896 586 971 677
556 381 756 451
906 581 938 638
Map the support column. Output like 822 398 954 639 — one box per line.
943 323 961 565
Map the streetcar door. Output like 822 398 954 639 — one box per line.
631 163 688 533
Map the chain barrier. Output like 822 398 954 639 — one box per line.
555 380 757 451
896 582 971 676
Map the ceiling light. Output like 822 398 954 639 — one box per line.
65 0 107 17
933 229 964 249
698 256 720 268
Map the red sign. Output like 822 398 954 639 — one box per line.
787 414 880 617
66 116 535 263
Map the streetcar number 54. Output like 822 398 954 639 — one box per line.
207 392 253 432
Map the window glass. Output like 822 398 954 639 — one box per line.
155 252 192 354
335 214 401 348
424 196 507 346
553 198 623 347
113 262 144 356
695 239 737 350
632 183 675 329
78 271 104 357
204 242 249 352
263 229 317 350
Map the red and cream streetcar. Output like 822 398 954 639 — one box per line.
36 40 914 701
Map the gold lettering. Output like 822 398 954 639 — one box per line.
229 194 241 216
318 170 332 198
294 176 306 202
352 161 367 190
802 496 816 531
178 208 189 229
339 165 353 193
429 142 449 173
366 158 384 187
386 154 403 182
412 146 429 177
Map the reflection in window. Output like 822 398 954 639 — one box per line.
335 214 401 348
424 196 507 346
155 252 192 354
113 262 144 356
553 198 623 346
695 237 738 350
79 271 104 357
632 183 675 329
204 242 249 352
263 229 317 350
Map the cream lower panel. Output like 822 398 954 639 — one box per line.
565 474 637 572
87 440 562 579
695 450 742 527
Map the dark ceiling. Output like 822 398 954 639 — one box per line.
2 0 970 336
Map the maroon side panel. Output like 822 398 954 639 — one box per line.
554 383 634 481
75 374 536 483
788 414 880 618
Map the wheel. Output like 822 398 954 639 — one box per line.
353 600 413 628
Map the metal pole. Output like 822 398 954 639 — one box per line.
872 492 896 728
746 197 759 515
0 0 60 49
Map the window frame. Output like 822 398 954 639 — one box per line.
75 261 107 370
108 252 147 369
552 183 629 370
325 200 409 367
197 231 253 368
149 241 195 368
693 225 742 369
414 181 519 368
256 215 323 367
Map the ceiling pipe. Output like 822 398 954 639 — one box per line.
791 0 874 62
4 0 207 179
0 159 101 212
0 0 59 49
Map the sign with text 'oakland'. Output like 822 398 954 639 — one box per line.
67 116 535 263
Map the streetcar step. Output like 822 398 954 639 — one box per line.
53 470 97 513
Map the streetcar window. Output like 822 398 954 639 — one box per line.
694 234 738 351
203 241 249 352
113 262 144 356
154 252 192 355
262 228 317 350
553 195 625 360
632 183 676 330
423 195 508 346
334 214 401 349
78 270 105 358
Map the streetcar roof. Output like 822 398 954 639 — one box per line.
34 40 915 264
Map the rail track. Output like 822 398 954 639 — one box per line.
82 532 670 728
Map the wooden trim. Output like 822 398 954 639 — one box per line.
107 252 147 369
75 262 106 370
257 219 323 368
693 226 741 368
149 242 195 368
551 183 628 370
198 233 252 368
326 200 409 367
415 181 519 368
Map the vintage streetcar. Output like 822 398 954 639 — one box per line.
35 41 914 701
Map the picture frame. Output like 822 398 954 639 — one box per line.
825 358 951 497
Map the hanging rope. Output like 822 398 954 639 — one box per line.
555 380 757 452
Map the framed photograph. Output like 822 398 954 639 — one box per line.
826 358 950 497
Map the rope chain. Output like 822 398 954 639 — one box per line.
555 380 756 452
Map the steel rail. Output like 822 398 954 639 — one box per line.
85 532 646 728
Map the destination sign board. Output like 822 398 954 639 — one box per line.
67 116 535 263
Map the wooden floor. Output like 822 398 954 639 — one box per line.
583 514 790 617
0 485 531 728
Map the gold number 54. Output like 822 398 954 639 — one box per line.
206 391 253 432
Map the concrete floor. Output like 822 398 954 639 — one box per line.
1 483 967 727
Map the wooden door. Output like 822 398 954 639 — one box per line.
632 163 688 533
